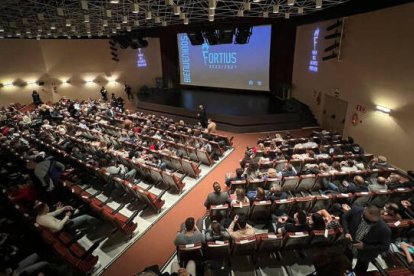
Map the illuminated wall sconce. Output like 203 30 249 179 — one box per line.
376 105 391 114
85 80 94 83
3 82 14 87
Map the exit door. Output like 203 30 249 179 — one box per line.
322 94 348 135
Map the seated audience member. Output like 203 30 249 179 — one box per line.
369 155 390 169
105 160 136 181
227 214 255 240
308 213 327 231
35 202 99 233
350 144 365 155
278 163 297 177
252 187 266 202
392 242 414 272
8 179 38 207
381 203 402 222
206 118 216 134
342 205 391 273
174 217 205 246
340 160 359 172
231 188 249 206
266 168 278 178
267 184 288 201
302 138 318 149
34 157 65 192
225 168 245 187
276 210 310 234
245 163 261 181
368 176 388 192
205 221 231 242
204 182 231 209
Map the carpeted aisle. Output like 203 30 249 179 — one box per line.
103 129 315 276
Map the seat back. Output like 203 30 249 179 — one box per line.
186 146 199 162
255 233 283 253
275 160 288 172
196 148 213 166
229 180 247 192
283 232 310 250
232 237 256 256
209 204 229 221
230 202 250 218
181 159 200 178
297 175 316 192
272 198 295 216
265 177 282 190
352 192 373 207
281 176 300 192
309 195 332 213
249 200 272 222
205 241 230 260
310 229 337 246
177 243 203 263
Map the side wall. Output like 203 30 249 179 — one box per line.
0 38 162 105
292 3 414 169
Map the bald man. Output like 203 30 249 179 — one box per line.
368 176 388 192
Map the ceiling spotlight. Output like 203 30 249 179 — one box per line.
122 16 128 24
103 20 108 27
183 18 189 25
263 11 269 18
81 0 88 10
16 32 21 36
110 0 119 3
209 15 214 21
85 23 90 29
162 21 167 27
209 9 215 16
173 5 181 15
50 23 56 30
0 26 4 32
298 7 304 14
316 0 322 9
376 105 391 114
244 2 251 11
127 26 131 32
285 12 290 19
179 13 186 20
112 28 116 34
134 20 140 26
22 18 29 25
273 4 279 13
132 3 139 13
106 10 112 17
26 29 31 34
237 10 244 17
66 19 71 27
57 7 64 16
253 0 261 2
84 14 89 22
71 26 76 32
165 0 174 5
116 23 121 30
288 0 295 6
208 0 216 10
155 17 161 24
37 13 44 21
146 11 152 20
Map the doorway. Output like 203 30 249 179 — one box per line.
322 94 348 135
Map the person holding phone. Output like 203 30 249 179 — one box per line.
226 214 255 240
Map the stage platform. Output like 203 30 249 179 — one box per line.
136 89 318 133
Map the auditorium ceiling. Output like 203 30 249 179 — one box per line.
0 0 411 39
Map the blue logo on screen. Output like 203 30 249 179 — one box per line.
308 28 320 72
201 42 237 70
137 48 147 67
180 34 192 83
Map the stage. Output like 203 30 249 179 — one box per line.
136 89 318 133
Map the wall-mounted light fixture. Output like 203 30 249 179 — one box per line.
376 105 391 114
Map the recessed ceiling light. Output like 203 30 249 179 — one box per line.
81 0 88 10
146 11 152 20
183 18 189 25
288 0 295 6
132 3 139 13
122 16 128 24
173 5 181 15
57 7 64 16
316 0 322 9
273 4 279 13
110 0 119 3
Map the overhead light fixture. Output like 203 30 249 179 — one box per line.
165 0 174 5
16 32 21 36
134 20 140 26
50 23 56 30
37 13 44 21
116 23 121 30
316 0 322 9
244 2 251 11
110 0 119 3
132 3 139 13
122 16 128 24
208 0 216 10
237 10 244 17
146 11 152 20
273 4 280 13
209 15 214 21
84 14 89 22
162 21 167 26
22 18 28 25
253 0 261 2
81 0 88 10
106 9 112 17
285 13 290 19
112 28 116 34
376 105 391 114
26 29 31 34
183 18 189 25
0 26 4 32
263 11 269 18
57 7 64 16
288 0 295 6
209 9 215 16
179 13 186 20
71 26 76 32
155 17 161 24
66 19 71 27
173 5 181 15
298 7 304 14
127 26 131 32
85 23 91 29
103 20 108 27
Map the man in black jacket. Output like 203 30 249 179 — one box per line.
197 105 208 128
342 205 391 272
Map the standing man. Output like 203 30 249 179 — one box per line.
32 90 43 106
342 205 391 273
124 84 133 101
100 86 108 101
197 105 208 128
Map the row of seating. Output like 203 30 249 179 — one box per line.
81 115 218 167
22 135 167 214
